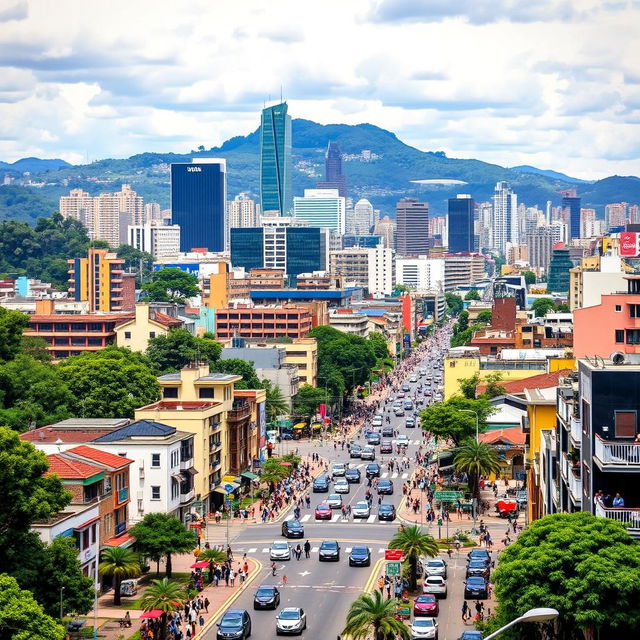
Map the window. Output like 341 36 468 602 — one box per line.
149 331 156 339
199 388 214 399
630 304 640 318
163 387 178 399
151 453 161 468
626 329 640 345
103 513 113 536
151 486 161 500
615 411 636 438
124 331 131 339
171 479 180 500
615 329 624 343
615 305 622 312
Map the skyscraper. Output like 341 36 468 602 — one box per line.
447 194 475 253
171 159 226 253
526 227 553 273
353 198 375 234
227 193 261 228
561 190 581 240
293 189 346 234
260 102 292 215
375 216 396 249
396 197 430 256
492 181 518 255
317 141 347 197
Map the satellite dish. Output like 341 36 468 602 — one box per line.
610 351 626 365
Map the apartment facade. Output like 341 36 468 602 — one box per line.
127 223 181 259
330 245 395 296
214 306 313 340
396 197 430 255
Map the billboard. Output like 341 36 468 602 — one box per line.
620 232 640 257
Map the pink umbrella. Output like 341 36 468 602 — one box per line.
190 560 210 569
140 610 164 620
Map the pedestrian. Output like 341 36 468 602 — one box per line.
199 615 205 627
271 562 277 576
377 576 384 595
304 540 311 558
282 574 288 587
461 601 469 623
204 597 209 613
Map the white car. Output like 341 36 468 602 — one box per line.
360 446 376 460
352 501 371 518
424 557 447 578
326 493 343 509
422 575 447 599
334 479 350 494
276 607 307 635
410 618 438 640
270 541 291 561
395 435 410 447
410 375 418 383
372 414 384 427
332 462 347 477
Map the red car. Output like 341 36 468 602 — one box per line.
413 594 439 617
315 503 332 520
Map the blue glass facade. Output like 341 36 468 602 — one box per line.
448 196 475 253
260 103 292 214
343 234 383 248
230 228 264 272
562 195 581 240
286 227 326 277
171 162 225 252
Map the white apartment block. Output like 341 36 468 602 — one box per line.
492 181 518 254
293 188 346 234
395 255 445 292
330 245 394 296
228 193 261 228
128 223 181 259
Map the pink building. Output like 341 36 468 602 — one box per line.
574 276 640 358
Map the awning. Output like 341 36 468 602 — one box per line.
214 481 240 494
171 473 183 482
241 471 259 481
140 610 164 620
213 487 227 495
182 467 198 477
73 516 101 531
103 532 135 548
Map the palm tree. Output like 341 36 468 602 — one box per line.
141 578 186 640
260 457 291 489
454 439 502 501
343 591 409 640
198 548 228 564
389 525 439 592
263 380 289 421
98 547 140 606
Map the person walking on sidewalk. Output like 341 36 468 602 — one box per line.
461 601 470 623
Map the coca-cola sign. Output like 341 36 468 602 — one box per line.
620 232 640 257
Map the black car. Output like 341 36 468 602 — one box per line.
382 426 394 437
349 444 362 458
345 468 361 483
319 540 340 562
313 476 330 492
467 549 491 566
349 546 371 567
466 560 490 580
253 585 280 610
281 519 304 538
464 576 488 599
378 503 396 521
217 609 252 640
380 440 393 454
365 463 381 478
377 479 394 494
367 433 381 445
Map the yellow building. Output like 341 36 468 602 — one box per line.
279 339 318 387
115 303 182 351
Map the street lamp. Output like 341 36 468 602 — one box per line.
483 607 559 640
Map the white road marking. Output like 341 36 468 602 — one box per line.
298 570 311 577
345 547 353 552
377 548 385 553
332 514 341 522
391 472 398 478
311 546 319 553
367 514 377 523
248 548 257 553
262 547 269 553
285 514 294 521
381 472 389 479
300 514 311 522
402 473 409 479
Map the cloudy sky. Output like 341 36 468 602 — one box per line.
1 0 639 178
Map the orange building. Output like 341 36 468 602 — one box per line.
214 306 313 340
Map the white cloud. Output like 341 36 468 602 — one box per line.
0 0 637 179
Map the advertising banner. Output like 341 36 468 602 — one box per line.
620 232 640 257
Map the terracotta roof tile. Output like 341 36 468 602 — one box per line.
477 369 573 395
67 445 134 469
46 454 104 479
479 427 526 446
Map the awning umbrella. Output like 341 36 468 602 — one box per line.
190 561 210 569
140 610 164 620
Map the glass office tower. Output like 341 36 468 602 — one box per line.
260 102 292 215
448 194 475 253
171 159 226 252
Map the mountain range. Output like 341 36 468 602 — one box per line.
2 119 640 225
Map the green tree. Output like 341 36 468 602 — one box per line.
457 310 470 331
146 329 222 374
368 332 390 360
419 396 494 445
262 380 289 421
464 289 480 301
211 358 261 389
445 293 463 315
115 244 154 285
141 578 186 640
393 284 411 295
98 548 140 606
476 310 492 324
555 303 570 312
458 372 480 399
388 525 439 592
342 591 410 640
522 270 537 285
130 513 197 579
482 371 506 399
198 548 228 565
293 384 329 418
450 327 473 347
260 458 292 488
58 347 160 418
0 573 64 640
486 512 640 640
0 307 29 362
531 297 556 318
454 440 502 500
141 267 200 303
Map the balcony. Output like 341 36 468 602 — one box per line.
594 435 640 471
180 488 195 503
570 417 582 446
568 470 582 503
560 453 569 480
228 403 250 424
180 457 194 471
209 440 222 453
595 503 640 538
117 487 129 504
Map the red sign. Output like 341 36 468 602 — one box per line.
620 232 640 257
385 549 404 561
319 403 326 420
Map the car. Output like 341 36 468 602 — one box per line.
318 540 340 561
348 546 371 566
464 576 488 599
422 576 447 599
352 501 371 518
334 478 350 494
396 391 405 398
378 503 396 521
216 609 251 640
466 560 490 580
392 400 403 408
270 541 291 561
312 476 330 492
360 445 376 460
382 426 394 437
349 444 362 458
253 585 280 610
345 468 361 483
377 479 394 494
314 503 332 520
410 618 438 640
372 414 384 427
380 440 393 454
394 407 405 417
365 463 381 478
424 558 447 579
467 549 491 565
404 400 414 411
416 397 424 406
396 435 410 447
326 493 343 509
405 417 416 428
367 433 381 445
413 594 439 617
275 607 306 635
458 632 482 640
281 520 304 538
419 368 427 376
402 384 410 392
410 375 418 383
331 462 347 477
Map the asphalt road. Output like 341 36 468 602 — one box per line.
204 328 492 640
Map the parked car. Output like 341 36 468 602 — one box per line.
348 546 371 567
253 585 280 610
423 576 447 599
216 609 251 640
345 468 361 483
318 540 340 561
281 520 304 538
410 618 438 640
413 594 439 617
312 476 330 492
378 503 396 521
464 576 488 599
275 607 306 635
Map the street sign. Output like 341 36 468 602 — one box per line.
386 562 401 577
224 483 235 493
385 549 404 561
437 518 443 528
433 491 463 501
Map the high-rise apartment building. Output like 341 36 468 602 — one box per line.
171 159 226 253
353 198 375 235
580 208 596 238
477 202 493 251
526 227 553 273
605 202 628 230
447 195 475 253
260 102 292 215
374 216 396 249
293 189 346 234
316 141 347 197
396 198 430 255
59 188 96 235
329 245 395 296
127 223 181 259
227 193 261 228
145 202 162 222
561 190 581 240
492 181 518 254
395 256 445 292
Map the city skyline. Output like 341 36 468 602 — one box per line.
0 0 638 179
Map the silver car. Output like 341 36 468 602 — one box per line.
334 479 350 494
410 618 438 640
326 493 343 509
424 558 447 579
276 607 307 635
422 576 447 599
270 541 291 561
331 463 347 477
352 501 371 518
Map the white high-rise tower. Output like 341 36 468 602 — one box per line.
492 181 518 255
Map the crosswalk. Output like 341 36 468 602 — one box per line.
240 546 391 555
284 513 394 524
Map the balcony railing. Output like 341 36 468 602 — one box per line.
117 487 129 504
570 417 581 445
180 457 194 471
595 503 640 529
594 435 640 468
114 522 127 536
180 489 195 503
228 404 250 423
561 453 569 479
568 470 582 502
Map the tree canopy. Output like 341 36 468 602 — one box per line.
476 310 492 324
293 384 329 418
419 396 495 445
454 440 502 500
146 329 222 374
0 308 29 363
445 293 463 315
531 297 556 318
464 289 480 301
141 267 200 303
211 358 261 389
115 244 154 285
368 332 390 360
522 270 536 285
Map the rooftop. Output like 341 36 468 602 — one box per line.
22 428 112 444
157 372 241 383
524 386 558 405
477 369 574 395
93 420 177 442
67 445 134 469
137 400 221 412
479 427 526 447
46 454 104 480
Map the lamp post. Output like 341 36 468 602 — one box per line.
483 607 559 640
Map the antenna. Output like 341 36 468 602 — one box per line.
280 85 283 104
